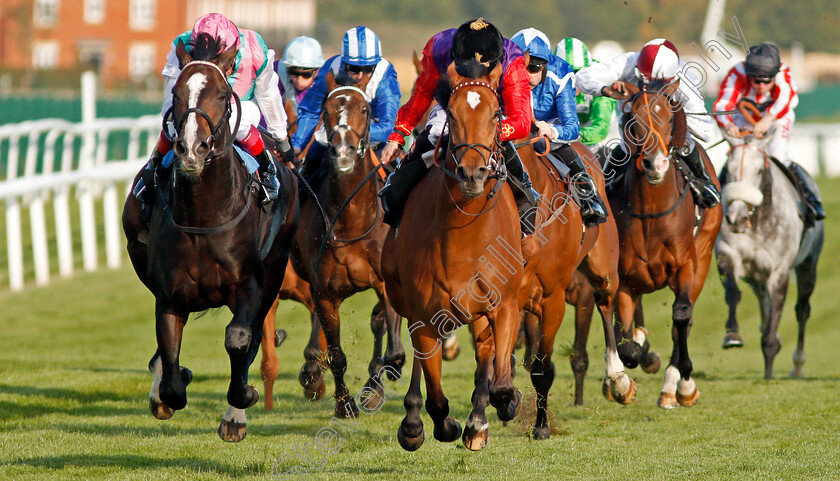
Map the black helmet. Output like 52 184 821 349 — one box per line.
745 43 781 79
452 18 504 65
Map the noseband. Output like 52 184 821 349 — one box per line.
165 60 242 162
325 85 372 160
440 81 504 177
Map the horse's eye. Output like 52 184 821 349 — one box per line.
361 106 369 114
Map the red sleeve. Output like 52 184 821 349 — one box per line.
499 56 533 142
713 66 746 127
767 67 796 119
388 37 441 145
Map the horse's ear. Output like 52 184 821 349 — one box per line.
662 79 680 98
487 62 503 90
523 51 530 68
216 45 237 76
447 62 463 88
412 50 423 75
176 40 192 69
356 71 372 92
325 69 337 91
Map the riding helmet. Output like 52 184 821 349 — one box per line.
341 26 382 66
555 37 592 72
745 43 781 79
283 36 324 69
636 38 680 82
452 18 504 65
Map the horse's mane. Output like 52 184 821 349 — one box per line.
190 32 227 62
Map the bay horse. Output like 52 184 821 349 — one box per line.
290 70 404 418
382 62 634 451
121 37 298 441
604 80 722 408
716 105 824 379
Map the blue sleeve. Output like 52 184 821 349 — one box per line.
368 64 401 144
553 81 580 141
291 65 329 150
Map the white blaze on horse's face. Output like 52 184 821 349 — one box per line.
332 94 356 173
466 91 481 110
643 147 670 184
181 72 208 174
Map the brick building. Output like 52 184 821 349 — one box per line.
0 0 316 88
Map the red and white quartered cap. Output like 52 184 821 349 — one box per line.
636 38 679 82
192 13 240 54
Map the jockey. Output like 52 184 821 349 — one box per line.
133 13 293 207
276 36 324 115
293 26 400 180
554 37 617 147
511 28 606 225
576 38 721 209
714 42 824 224
378 18 539 233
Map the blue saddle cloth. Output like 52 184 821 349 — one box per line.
160 146 259 174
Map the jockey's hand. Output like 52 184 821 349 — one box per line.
752 115 775 139
273 137 295 167
380 140 402 165
724 123 741 138
601 81 628 99
292 147 303 168
534 121 558 141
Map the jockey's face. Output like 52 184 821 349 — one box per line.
526 61 546 89
288 67 317 91
345 63 375 82
749 75 775 96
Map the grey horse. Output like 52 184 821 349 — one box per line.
715 132 824 379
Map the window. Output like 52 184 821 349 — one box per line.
84 0 105 24
34 0 59 27
129 0 156 31
32 42 59 69
129 43 156 80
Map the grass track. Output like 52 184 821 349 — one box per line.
2 178 840 480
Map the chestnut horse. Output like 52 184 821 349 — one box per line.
383 63 634 451
290 70 404 418
122 37 298 441
605 81 722 408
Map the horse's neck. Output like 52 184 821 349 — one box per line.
172 154 244 224
627 166 689 217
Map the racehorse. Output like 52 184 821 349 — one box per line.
122 37 298 441
290 69 404 418
382 62 633 451
716 104 824 379
604 81 722 408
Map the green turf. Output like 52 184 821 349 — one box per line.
2 178 840 480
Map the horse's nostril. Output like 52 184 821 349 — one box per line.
195 141 210 158
174 139 188 157
642 158 653 170
455 166 468 181
329 144 339 157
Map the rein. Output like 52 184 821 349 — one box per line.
163 166 255 235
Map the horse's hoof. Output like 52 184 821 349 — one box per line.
160 386 187 411
359 385 386 412
228 385 259 410
299 366 326 401
303 378 326 402
397 424 425 451
789 368 804 379
722 331 744 349
462 421 489 451
531 425 551 440
676 388 700 407
442 337 460 361
496 390 522 422
658 391 678 409
602 377 615 402
611 377 637 405
335 398 360 418
274 329 288 347
218 420 247 443
617 340 642 369
433 416 462 443
640 351 661 374
149 398 174 420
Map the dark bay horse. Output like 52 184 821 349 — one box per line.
716 111 824 379
290 70 404 418
604 81 722 408
122 38 298 441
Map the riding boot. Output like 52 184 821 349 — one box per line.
679 144 721 209
131 148 164 225
788 162 825 226
378 131 435 229
557 144 607 226
255 150 280 205
503 141 541 235
605 144 631 191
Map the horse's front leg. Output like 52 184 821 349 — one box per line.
717 254 744 348
379 291 406 378
315 297 359 418
488 304 521 423
614 289 643 368
152 300 192 416
224 280 264 411
660 265 699 409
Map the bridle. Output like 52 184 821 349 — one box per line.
440 81 504 179
324 85 372 161
725 141 771 224
165 60 242 162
